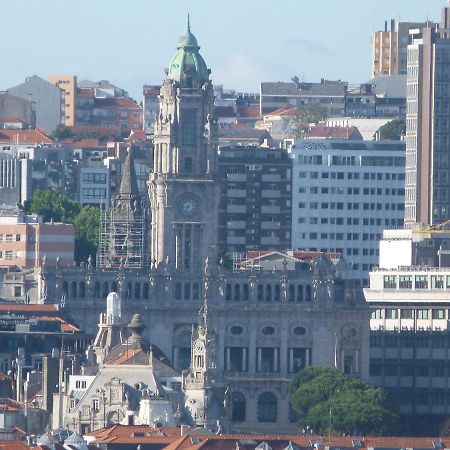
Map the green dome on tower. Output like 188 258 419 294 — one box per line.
167 15 210 87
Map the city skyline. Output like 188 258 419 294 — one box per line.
1 0 445 100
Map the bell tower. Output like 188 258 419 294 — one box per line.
149 17 219 272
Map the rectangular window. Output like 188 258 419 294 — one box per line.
385 308 398 319
257 347 279 373
288 348 308 373
225 347 248 372
400 309 414 319
415 275 428 289
399 275 412 289
432 309 445 319
416 309 429 320
383 275 397 289
371 309 384 319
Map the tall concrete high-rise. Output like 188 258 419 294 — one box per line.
405 7 450 227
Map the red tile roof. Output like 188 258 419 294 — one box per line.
305 125 361 139
125 130 148 143
69 125 121 138
0 304 58 313
265 107 300 117
164 435 450 450
62 138 104 148
0 441 31 450
0 130 53 145
115 97 141 109
87 424 181 444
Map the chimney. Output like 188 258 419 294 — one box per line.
127 412 134 426
391 19 395 32
181 424 190 437
384 20 388 32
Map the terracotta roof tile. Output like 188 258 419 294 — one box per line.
0 304 58 313
0 130 53 145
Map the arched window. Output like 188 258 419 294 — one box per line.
134 282 141 299
305 285 312 302
79 282 86 299
126 282 132 299
70 281 77 299
265 285 272 302
231 392 246 422
242 284 249 301
274 284 280 302
257 284 264 301
297 285 303 302
94 282 100 299
225 284 232 301
258 392 277 422
62 281 68 296
288 285 295 302
233 284 241 301
102 282 109 299
111 282 118 292
143 283 149 299
192 282 200 300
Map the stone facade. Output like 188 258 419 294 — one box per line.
27 21 370 433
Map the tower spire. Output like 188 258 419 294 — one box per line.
187 13 191 32
119 148 139 197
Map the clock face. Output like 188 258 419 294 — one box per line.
179 197 198 218
194 341 204 352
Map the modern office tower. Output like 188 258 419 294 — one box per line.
290 139 405 286
405 8 450 227
365 227 450 430
372 19 429 77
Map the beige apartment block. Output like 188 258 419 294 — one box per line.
0 210 74 267
49 75 77 127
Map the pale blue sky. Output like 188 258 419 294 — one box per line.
1 0 446 100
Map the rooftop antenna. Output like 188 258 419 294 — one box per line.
187 13 191 32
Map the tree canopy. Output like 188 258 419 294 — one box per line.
375 119 406 140
25 189 80 223
74 206 101 264
25 190 100 265
288 103 328 138
289 367 399 436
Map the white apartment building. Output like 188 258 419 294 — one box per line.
289 139 405 285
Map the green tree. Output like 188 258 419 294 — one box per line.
288 103 328 138
26 190 80 222
52 126 74 140
74 206 101 264
289 367 399 436
376 119 406 140
25 190 100 265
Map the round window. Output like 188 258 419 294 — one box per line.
293 326 307 336
230 325 244 335
262 326 275 335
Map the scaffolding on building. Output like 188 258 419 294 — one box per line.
96 198 149 269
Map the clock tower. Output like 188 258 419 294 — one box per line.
149 17 219 272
